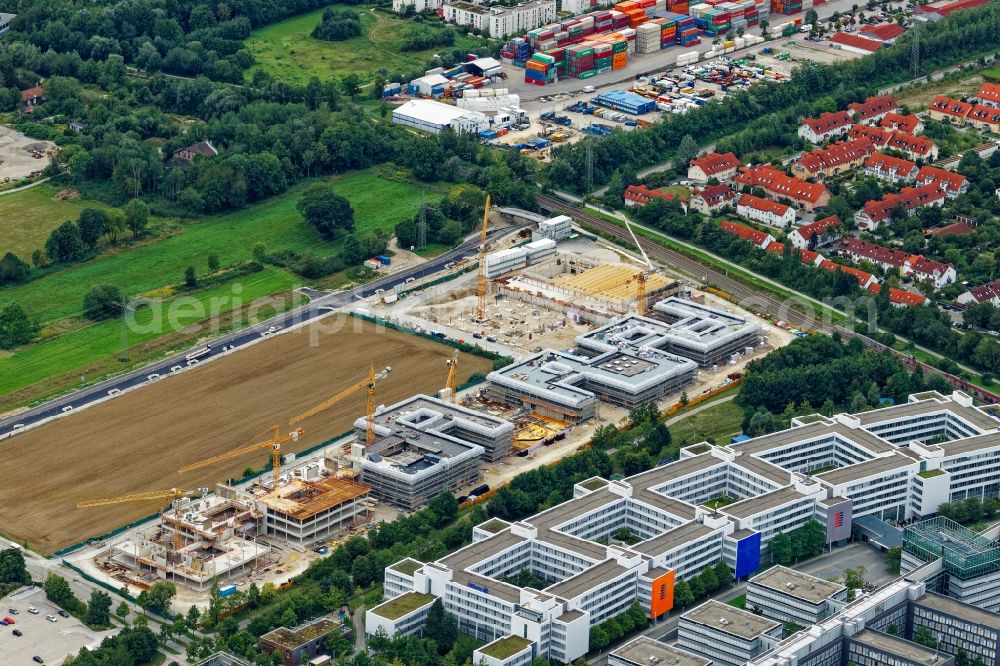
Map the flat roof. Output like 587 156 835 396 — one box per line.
370 593 435 620
723 486 808 519
854 394 998 431
480 635 532 660
732 455 793 486
733 418 892 457
388 558 423 576
915 592 1000 630
849 629 949 664
816 453 914 486
750 566 845 604
634 521 715 555
546 559 629 600
682 599 780 640
611 637 710 666
941 431 1000 456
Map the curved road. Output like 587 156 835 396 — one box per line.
0 228 510 439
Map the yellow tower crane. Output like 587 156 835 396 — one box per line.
77 487 206 555
445 349 459 402
289 365 391 446
178 425 302 489
635 272 648 316
475 194 492 323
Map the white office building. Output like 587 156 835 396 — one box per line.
746 565 848 626
369 389 1000 663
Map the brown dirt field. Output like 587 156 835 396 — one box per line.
0 316 491 555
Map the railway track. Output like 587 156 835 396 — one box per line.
536 194 833 334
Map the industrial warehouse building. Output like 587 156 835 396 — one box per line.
392 100 488 135
351 395 514 510
486 297 760 421
367 389 1000 664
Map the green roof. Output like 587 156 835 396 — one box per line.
371 593 436 620
481 636 532 660
389 558 423 576
480 519 509 534
580 478 608 491
918 469 944 479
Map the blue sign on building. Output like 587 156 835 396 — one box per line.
468 582 490 594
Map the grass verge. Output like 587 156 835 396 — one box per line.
669 398 744 446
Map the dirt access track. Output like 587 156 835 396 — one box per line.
0 317 491 555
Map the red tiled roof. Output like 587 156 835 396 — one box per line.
860 183 946 223
830 33 883 53
860 23 906 41
848 124 891 145
624 184 674 205
765 241 785 255
915 166 967 194
801 110 853 135
927 221 974 237
840 238 909 267
20 86 43 102
848 95 897 121
968 279 1000 304
692 184 736 205
910 255 954 280
819 260 875 287
867 283 927 307
797 139 874 175
879 113 921 134
980 82 1000 105
968 104 1000 127
794 215 841 241
738 193 791 216
720 220 771 246
689 152 740 176
885 132 935 157
864 153 917 177
735 165 829 205
929 96 972 118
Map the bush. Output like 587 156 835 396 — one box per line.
312 7 363 41
83 284 126 321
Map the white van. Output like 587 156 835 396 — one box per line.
582 85 596 93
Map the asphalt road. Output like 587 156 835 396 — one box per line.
0 229 509 440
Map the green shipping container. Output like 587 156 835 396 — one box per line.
578 70 597 78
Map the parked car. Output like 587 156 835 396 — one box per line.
27 607 38 614
33 657 44 664
57 610 70 618
3 616 15 624
12 629 21 637
8 608 18 614
45 615 56 622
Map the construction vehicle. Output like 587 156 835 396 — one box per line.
78 487 207 555
179 425 302 488
445 349 459 402
475 194 492 322
289 365 391 446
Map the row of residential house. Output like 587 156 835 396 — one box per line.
839 237 957 288
718 219 929 306
928 85 1000 133
797 95 901 143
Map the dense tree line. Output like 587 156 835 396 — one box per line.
672 560 735 613
936 496 1000 526
738 334 952 417
62 625 159 666
587 603 649 651
545 1 1000 193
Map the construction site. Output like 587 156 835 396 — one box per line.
9 203 794 604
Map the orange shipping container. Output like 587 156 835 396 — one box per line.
615 1 641 10
525 60 549 71
613 52 628 63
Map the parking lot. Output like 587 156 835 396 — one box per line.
0 586 115 664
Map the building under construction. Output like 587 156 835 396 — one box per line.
351 394 514 510
487 297 762 421
102 493 271 590
495 254 682 323
225 470 371 547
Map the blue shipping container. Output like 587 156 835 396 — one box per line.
376 255 391 265
219 585 237 598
